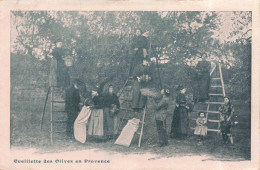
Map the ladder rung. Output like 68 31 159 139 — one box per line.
120 108 133 111
211 85 222 88
190 127 219 132
54 130 67 133
205 102 224 105
208 119 220 123
53 111 66 113
51 86 64 88
192 110 219 114
52 100 65 103
207 129 219 132
51 120 67 123
212 78 221 80
120 99 132 101
208 93 224 96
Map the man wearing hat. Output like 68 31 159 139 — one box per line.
154 87 171 147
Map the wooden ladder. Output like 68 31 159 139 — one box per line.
117 77 146 147
191 62 226 133
40 86 67 144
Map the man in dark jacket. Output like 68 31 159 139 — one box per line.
52 40 70 89
65 79 81 138
154 88 170 147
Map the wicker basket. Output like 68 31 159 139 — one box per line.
64 57 73 67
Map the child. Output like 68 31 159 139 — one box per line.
194 112 208 145
219 97 234 144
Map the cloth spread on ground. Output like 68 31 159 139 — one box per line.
115 118 140 147
74 106 92 143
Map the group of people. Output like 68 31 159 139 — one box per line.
50 28 235 147
65 79 120 142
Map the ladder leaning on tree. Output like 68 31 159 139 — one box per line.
190 62 226 133
40 57 68 145
40 86 67 145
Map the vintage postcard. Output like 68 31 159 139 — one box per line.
0 0 259 169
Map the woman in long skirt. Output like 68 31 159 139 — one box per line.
170 85 190 139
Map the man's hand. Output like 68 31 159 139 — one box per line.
137 77 141 82
176 104 179 107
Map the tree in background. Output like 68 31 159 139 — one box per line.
10 11 251 101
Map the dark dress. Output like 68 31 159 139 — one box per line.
129 35 148 75
52 47 70 88
102 93 120 137
65 86 80 137
170 93 189 138
192 60 210 102
131 64 152 110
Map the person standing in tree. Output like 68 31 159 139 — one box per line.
65 79 81 138
129 28 148 75
191 54 211 103
52 40 70 89
170 85 190 139
131 59 152 111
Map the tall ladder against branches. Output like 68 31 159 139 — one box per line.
40 59 67 144
190 62 226 133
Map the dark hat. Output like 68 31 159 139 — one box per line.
136 28 143 33
198 112 206 116
176 85 185 91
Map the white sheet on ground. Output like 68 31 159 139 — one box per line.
115 118 140 147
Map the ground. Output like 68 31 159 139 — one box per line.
10 85 251 161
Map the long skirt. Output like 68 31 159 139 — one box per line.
192 73 210 102
170 106 189 138
103 107 115 137
88 109 104 138
132 80 147 109
49 58 58 87
56 62 70 88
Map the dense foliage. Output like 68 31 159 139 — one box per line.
11 11 251 100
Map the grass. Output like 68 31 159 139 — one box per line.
10 87 251 161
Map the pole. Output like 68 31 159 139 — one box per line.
151 38 162 90
40 86 51 130
138 104 147 147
